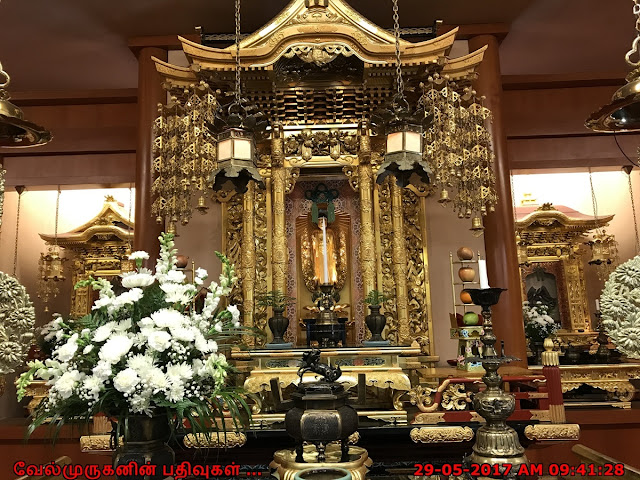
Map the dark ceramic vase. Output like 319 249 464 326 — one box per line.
365 305 386 342
269 306 289 344
564 343 581 365
113 415 174 480
528 341 544 365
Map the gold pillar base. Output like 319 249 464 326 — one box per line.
270 444 372 480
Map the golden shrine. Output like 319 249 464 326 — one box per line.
143 0 580 448
39 197 134 318
515 203 613 340
151 0 491 353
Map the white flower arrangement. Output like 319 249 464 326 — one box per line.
600 255 640 359
522 301 557 343
17 233 250 439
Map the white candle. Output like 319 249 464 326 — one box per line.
478 259 490 289
321 217 329 284
595 299 600 311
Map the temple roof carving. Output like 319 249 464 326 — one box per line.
39 197 134 249
515 203 614 245
154 0 486 88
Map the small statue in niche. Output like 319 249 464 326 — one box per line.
297 349 342 383
525 265 560 324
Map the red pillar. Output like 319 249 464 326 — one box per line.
468 35 527 367
133 47 167 264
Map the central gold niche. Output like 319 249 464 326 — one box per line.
294 182 353 345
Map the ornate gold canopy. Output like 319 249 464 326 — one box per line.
516 203 614 251
154 0 485 89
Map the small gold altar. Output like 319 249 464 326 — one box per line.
232 345 436 424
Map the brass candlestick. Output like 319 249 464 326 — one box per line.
317 283 337 325
464 288 528 476
594 310 611 364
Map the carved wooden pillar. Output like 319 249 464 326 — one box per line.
358 122 377 296
134 47 167 263
242 181 256 344
468 35 527 365
271 124 287 294
391 181 410 345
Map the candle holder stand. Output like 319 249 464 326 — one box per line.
463 288 529 477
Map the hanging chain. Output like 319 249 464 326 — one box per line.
12 189 23 277
510 173 518 220
0 61 10 89
128 183 133 251
54 186 61 246
392 0 404 100
625 0 640 68
627 170 640 254
588 168 599 221
234 0 242 103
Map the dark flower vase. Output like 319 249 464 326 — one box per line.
113 415 174 480
365 305 386 342
528 341 544 365
269 306 289 344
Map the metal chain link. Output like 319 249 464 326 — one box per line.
54 186 61 246
0 61 10 89
235 0 242 103
588 168 599 221
12 190 22 277
128 183 133 251
392 0 404 100
627 170 640 254
625 0 640 67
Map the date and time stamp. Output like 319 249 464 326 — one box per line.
12 460 628 478
413 462 627 477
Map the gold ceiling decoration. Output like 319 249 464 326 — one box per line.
152 82 217 234
587 170 619 281
0 62 51 147
151 0 496 232
424 76 497 233
37 187 67 313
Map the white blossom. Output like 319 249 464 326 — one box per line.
113 368 140 395
98 335 134 364
55 333 79 363
53 370 83 400
128 251 150 261
147 331 172 352
121 270 155 288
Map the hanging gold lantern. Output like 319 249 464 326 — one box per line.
0 62 51 147
516 234 529 266
37 188 67 313
588 229 619 280
211 123 262 193
208 0 266 194
586 1 640 132
372 0 432 189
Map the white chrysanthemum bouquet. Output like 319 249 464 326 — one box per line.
522 301 558 343
17 233 251 439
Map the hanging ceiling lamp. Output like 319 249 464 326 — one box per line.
586 169 619 281
0 62 51 147
208 0 266 193
586 1 640 132
372 0 432 188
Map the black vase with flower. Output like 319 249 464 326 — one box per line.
113 415 174 480
363 290 391 346
259 290 295 349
